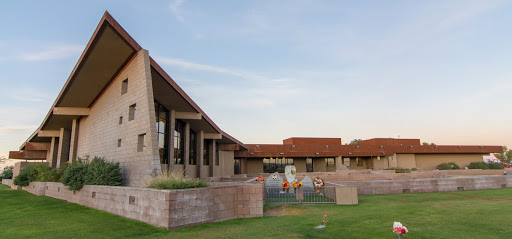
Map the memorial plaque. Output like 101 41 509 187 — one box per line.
301 176 315 194
284 165 297 184
265 172 283 188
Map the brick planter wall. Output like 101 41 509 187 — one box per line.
331 175 512 195
20 182 263 229
1 179 12 187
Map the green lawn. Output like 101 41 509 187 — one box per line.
1 184 511 239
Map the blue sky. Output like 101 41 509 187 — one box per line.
1 0 511 159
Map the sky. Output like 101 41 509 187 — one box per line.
0 0 511 162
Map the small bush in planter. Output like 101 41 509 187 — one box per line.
86 157 123 186
2 166 14 179
448 162 460 169
148 172 208 190
61 160 89 192
13 164 41 187
468 162 489 170
488 162 504 169
436 163 452 170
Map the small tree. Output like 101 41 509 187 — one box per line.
422 142 436 146
349 139 362 145
494 146 512 163
2 166 14 179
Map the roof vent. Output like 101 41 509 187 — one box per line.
324 145 328 148
291 145 296 149
379 145 384 148
409 146 413 148
348 152 352 155
315 152 320 155
279 152 284 155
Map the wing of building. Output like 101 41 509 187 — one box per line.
9 12 503 186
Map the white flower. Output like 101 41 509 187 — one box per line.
393 222 403 228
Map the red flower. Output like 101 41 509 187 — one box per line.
401 228 407 234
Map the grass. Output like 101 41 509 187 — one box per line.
147 172 208 190
1 184 512 238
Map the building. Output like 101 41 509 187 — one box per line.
233 137 502 174
9 12 502 186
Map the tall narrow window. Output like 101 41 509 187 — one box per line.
121 78 128 95
174 119 184 164
234 158 241 175
129 104 136 121
189 130 197 165
117 139 122 147
137 134 146 152
203 139 210 165
306 158 314 172
326 158 335 167
343 158 351 167
215 142 219 166
119 116 123 125
155 101 169 164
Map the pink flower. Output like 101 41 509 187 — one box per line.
323 220 326 223
324 215 327 218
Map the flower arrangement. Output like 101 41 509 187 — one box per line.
393 222 408 238
291 180 303 188
313 177 324 187
256 175 265 182
291 170 296 175
323 214 327 225
282 181 290 189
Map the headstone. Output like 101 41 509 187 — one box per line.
265 172 283 188
284 165 297 184
301 176 315 194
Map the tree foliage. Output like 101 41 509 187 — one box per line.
494 146 512 163
349 139 362 145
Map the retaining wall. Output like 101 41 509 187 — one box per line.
20 182 263 229
1 179 12 187
331 175 512 195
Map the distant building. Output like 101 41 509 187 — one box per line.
9 12 502 186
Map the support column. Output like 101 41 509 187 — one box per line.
56 128 71 168
68 119 80 162
184 122 190 177
209 139 216 177
197 130 204 179
49 137 59 168
167 109 176 173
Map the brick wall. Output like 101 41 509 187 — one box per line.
21 182 263 230
76 49 161 187
332 175 512 195
1 179 12 187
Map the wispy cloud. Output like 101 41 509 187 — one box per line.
153 56 294 83
169 0 185 23
7 89 52 103
19 45 83 61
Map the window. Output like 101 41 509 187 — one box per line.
306 158 314 172
121 78 128 95
357 158 363 166
189 130 197 165
263 157 294 173
215 142 219 166
117 139 122 147
137 134 146 152
326 158 335 167
343 158 351 167
203 139 210 165
174 119 184 164
155 101 169 164
119 116 123 125
234 158 241 175
129 104 136 121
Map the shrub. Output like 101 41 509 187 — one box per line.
468 162 489 170
436 163 452 170
13 164 40 187
448 162 460 169
385 168 411 173
2 166 14 179
61 160 89 191
148 172 208 190
488 162 504 169
86 157 123 186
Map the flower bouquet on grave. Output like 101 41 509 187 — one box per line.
393 222 408 239
291 179 302 193
282 181 290 193
256 175 265 182
314 177 324 196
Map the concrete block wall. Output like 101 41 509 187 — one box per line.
21 182 263 230
2 179 12 187
333 175 512 195
76 49 161 187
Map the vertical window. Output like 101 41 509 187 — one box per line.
189 130 197 165
234 158 241 175
155 101 169 164
326 158 335 167
121 78 128 95
343 158 351 167
174 119 184 164
215 142 219 166
357 158 363 166
119 116 123 125
203 139 210 165
117 139 122 147
306 158 314 172
129 104 136 121
137 134 146 152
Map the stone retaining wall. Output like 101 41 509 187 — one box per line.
20 182 263 229
1 179 12 187
331 175 512 195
